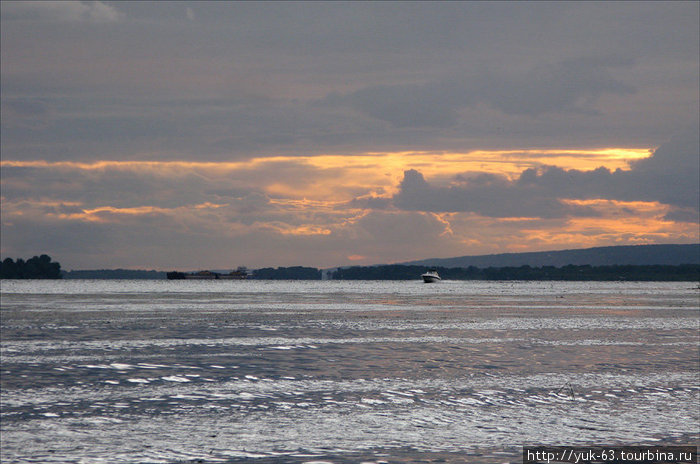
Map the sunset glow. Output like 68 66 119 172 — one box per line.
1 1 697 269
0 146 654 202
2 141 696 268
2 6 698 464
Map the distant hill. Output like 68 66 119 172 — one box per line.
402 244 700 268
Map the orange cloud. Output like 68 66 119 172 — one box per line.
50 202 228 223
560 198 668 217
0 147 652 203
261 222 333 236
5 147 694 267
515 207 696 249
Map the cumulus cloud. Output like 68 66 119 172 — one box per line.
393 169 596 218
627 127 700 209
2 128 696 268
393 128 699 218
516 127 700 211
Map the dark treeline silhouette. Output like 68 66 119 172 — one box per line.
0 255 62 279
330 264 700 281
64 269 166 279
253 266 322 280
4 259 697 281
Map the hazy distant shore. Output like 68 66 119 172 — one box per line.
57 264 700 281
5 244 698 280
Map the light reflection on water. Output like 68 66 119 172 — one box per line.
1 280 698 463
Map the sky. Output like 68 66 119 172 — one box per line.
1 1 698 270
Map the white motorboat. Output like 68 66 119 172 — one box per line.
421 269 441 283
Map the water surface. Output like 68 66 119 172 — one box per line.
1 280 698 463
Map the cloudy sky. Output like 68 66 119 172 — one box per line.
1 1 698 270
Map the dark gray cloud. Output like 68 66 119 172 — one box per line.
515 127 700 210
627 128 700 209
344 196 393 211
0 158 335 210
393 169 599 218
394 128 700 217
2 98 51 118
1 1 122 23
477 57 636 116
1 2 697 160
330 57 636 128
1 2 698 268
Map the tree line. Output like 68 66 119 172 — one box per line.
2 258 697 281
64 269 166 279
0 255 62 279
330 264 700 281
252 266 322 280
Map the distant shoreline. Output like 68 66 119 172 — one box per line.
329 263 700 281
56 264 700 281
5 244 698 280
